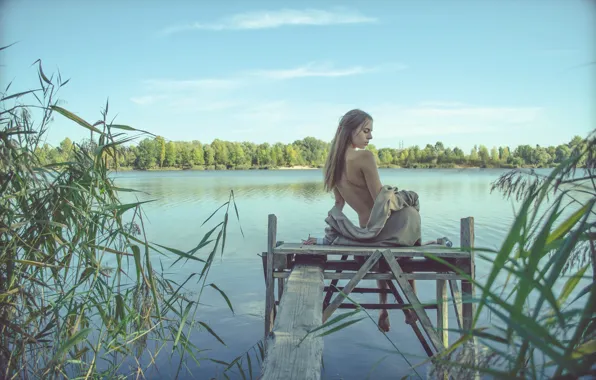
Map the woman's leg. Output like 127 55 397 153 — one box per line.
405 279 419 324
377 279 390 332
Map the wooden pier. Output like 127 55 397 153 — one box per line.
259 214 476 380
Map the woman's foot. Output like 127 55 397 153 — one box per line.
378 310 390 332
405 310 419 325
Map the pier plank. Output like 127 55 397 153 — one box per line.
274 243 469 258
260 264 325 380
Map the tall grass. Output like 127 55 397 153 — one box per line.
0 57 240 379
425 133 595 379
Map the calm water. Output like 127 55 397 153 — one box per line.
111 168 536 379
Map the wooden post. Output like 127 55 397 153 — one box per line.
265 214 277 343
436 279 448 347
277 277 284 302
461 216 478 378
460 217 475 331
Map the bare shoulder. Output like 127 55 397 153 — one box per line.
354 149 376 169
347 149 373 161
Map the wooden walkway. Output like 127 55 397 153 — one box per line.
259 214 476 380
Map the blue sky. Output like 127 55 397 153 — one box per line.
1 0 594 151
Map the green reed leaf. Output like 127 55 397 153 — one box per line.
50 105 102 134
198 321 226 346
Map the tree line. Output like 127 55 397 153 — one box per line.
35 135 586 170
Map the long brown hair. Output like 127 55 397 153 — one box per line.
323 109 372 192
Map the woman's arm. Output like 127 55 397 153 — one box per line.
333 187 345 210
360 150 383 200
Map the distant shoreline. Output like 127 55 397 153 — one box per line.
111 163 552 172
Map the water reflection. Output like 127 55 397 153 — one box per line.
115 169 506 206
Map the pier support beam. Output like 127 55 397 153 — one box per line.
261 214 477 379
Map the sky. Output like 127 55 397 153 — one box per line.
1 0 594 152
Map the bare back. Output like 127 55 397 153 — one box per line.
335 149 383 228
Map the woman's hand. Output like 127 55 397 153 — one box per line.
302 236 318 245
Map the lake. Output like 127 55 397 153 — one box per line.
112 168 533 379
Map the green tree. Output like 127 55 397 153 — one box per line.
453 147 465 164
203 144 215 166
155 136 166 167
469 145 479 163
257 143 272 166
284 145 299 166
136 138 157 169
555 145 571 163
165 141 177 167
241 142 257 166
490 146 499 162
568 135 583 148
294 137 328 166
211 139 229 166
534 146 552 167
514 145 534 164
378 148 394 165
58 137 74 162
177 142 193 167
478 145 490 165
272 143 285 167
501 146 510 163
192 144 205 166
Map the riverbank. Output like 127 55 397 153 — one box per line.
110 163 548 172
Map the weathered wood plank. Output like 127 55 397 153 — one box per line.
275 301 437 310
265 214 277 342
381 250 445 353
324 259 456 272
260 264 325 380
274 272 467 280
461 217 476 331
278 277 284 301
461 216 478 380
324 286 391 294
322 250 382 322
325 272 465 280
437 279 449 380
449 280 463 330
274 243 470 258
273 241 288 270
436 279 448 347
386 280 434 357
323 254 348 309
338 303 438 310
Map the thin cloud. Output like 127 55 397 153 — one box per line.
406 105 542 124
142 78 240 91
417 101 468 108
130 78 241 107
367 102 544 138
130 61 400 106
130 95 167 106
249 62 406 79
160 8 377 35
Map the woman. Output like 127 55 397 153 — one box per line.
305 109 380 231
303 109 420 332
